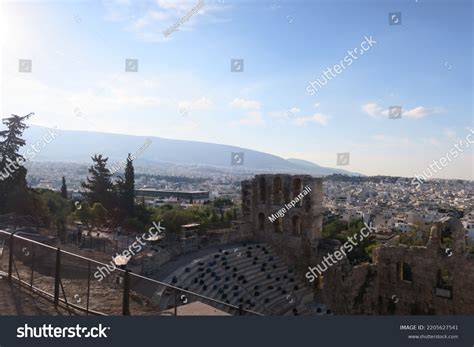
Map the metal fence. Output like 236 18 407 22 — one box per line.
0 230 262 316
65 229 139 254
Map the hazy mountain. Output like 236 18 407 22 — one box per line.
286 158 362 176
22 126 362 176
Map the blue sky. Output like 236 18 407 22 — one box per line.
1 0 472 179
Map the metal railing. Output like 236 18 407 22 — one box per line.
0 230 262 316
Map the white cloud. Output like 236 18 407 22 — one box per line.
288 107 300 114
362 102 443 119
156 0 194 12
228 97 261 110
267 110 288 120
2 72 208 134
130 11 170 30
230 111 264 127
403 106 439 119
238 82 267 96
105 0 228 42
362 102 383 118
293 113 328 126
178 97 214 112
269 3 282 11
267 107 301 119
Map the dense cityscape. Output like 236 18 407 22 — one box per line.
24 160 474 249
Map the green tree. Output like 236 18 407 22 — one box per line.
39 189 71 242
0 113 33 213
123 154 135 215
209 209 220 223
224 209 234 221
91 202 108 227
321 219 376 265
322 219 347 239
72 202 93 231
213 198 233 220
82 154 114 209
150 207 199 234
114 154 135 220
61 176 68 199
8 189 50 226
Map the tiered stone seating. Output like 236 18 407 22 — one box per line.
159 242 329 315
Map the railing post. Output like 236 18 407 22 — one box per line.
54 248 61 306
8 233 14 279
86 261 91 315
122 269 130 315
174 289 178 316
238 304 243 316
29 244 35 288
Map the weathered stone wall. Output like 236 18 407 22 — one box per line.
241 174 323 268
320 263 379 314
321 218 474 314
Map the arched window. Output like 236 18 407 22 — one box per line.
259 177 266 203
436 268 453 290
273 218 283 233
292 178 303 207
304 195 311 212
397 261 413 282
292 215 301 236
258 213 265 231
273 176 283 205
435 268 453 298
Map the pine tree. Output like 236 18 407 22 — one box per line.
0 113 33 213
123 153 135 215
81 154 114 209
0 113 33 182
61 176 68 199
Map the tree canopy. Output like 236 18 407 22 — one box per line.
81 154 114 209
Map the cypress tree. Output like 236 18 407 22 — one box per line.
61 176 68 199
123 154 135 215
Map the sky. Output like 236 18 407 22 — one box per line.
0 0 473 180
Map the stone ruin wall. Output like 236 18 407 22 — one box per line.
241 174 324 269
320 218 474 315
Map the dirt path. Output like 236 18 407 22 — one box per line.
0 276 69 315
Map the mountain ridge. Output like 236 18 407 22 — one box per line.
22 125 363 176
